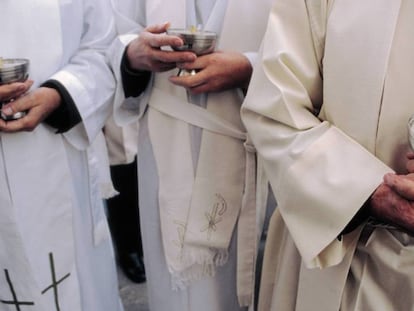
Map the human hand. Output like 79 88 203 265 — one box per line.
369 173 414 234
0 87 61 132
126 22 197 72
168 51 253 94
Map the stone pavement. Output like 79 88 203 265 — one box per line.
118 266 149 311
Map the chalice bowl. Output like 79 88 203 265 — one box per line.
0 58 30 120
167 28 217 76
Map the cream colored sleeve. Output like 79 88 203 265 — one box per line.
241 0 392 268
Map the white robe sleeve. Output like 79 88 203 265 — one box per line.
49 0 117 150
241 0 392 268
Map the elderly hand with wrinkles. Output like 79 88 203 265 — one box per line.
368 153 414 235
126 22 197 73
0 80 61 132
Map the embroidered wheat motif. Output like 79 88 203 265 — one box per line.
201 193 227 240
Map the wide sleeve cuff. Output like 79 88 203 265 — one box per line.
120 49 151 98
42 79 82 133
279 127 393 267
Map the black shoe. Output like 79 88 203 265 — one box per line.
119 252 146 284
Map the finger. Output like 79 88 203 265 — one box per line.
169 74 196 87
168 75 211 94
1 93 32 119
0 115 28 132
154 50 196 65
144 22 192 49
0 80 33 102
0 106 43 132
145 22 171 34
384 173 414 200
0 83 25 100
145 32 184 49
407 152 414 160
176 54 208 70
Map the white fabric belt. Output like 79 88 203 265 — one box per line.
150 89 246 141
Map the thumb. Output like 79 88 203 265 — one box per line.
144 22 171 34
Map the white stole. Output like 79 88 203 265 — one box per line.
0 1 81 310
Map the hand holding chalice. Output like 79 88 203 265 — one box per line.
167 27 217 76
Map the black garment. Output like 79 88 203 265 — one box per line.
106 157 145 283
121 49 151 98
42 79 82 133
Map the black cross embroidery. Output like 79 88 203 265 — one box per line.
0 269 35 310
41 253 71 311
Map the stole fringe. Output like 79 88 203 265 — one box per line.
170 248 229 290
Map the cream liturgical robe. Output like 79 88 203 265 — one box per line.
108 0 273 309
242 0 414 310
0 1 122 311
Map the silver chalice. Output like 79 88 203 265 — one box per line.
167 28 217 76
